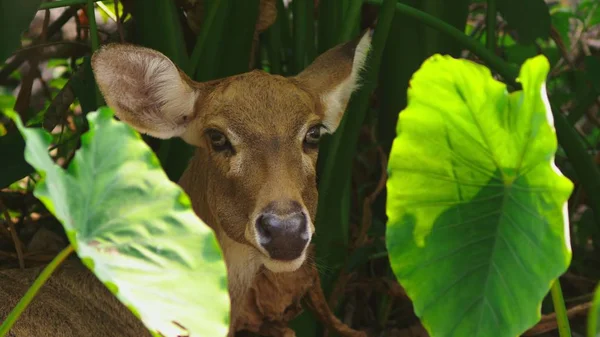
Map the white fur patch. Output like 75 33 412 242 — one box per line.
218 233 262 299
322 31 372 132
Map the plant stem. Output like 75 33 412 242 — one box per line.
315 0 397 299
86 0 103 106
40 0 101 9
340 0 364 42
552 105 600 230
365 0 519 83
486 0 496 52
0 245 74 336
292 0 308 73
187 0 223 76
550 279 572 337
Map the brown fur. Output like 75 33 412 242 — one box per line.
1 31 372 337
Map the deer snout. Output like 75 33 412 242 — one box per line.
255 211 310 261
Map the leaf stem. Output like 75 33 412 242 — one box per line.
187 0 223 76
292 0 308 73
550 279 572 337
0 244 74 336
340 0 364 42
39 0 101 9
87 0 103 106
365 0 518 83
552 104 600 229
486 0 496 52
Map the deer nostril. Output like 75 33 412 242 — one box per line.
256 215 273 244
255 212 309 260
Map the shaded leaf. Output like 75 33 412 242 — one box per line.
8 107 230 337
386 55 573 337
0 0 42 62
0 132 34 189
497 0 551 44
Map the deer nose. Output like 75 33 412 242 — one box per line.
255 212 309 261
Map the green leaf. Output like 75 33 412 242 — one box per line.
7 107 230 337
589 284 600 337
0 0 42 62
497 0 551 44
0 131 34 189
386 55 573 337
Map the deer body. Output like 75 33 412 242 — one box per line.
1 31 371 337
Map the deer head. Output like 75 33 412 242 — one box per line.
90 31 371 282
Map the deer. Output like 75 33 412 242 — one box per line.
0 30 372 337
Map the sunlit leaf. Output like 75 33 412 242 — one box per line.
8 107 230 337
386 54 573 337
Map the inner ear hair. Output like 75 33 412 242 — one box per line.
294 30 372 133
91 44 200 139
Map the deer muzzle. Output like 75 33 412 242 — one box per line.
255 202 311 261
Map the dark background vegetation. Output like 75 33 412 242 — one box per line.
0 0 599 336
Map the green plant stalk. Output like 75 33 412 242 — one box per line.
316 0 397 297
567 90 598 124
486 0 496 52
305 0 316 65
292 0 307 73
188 0 224 76
87 0 103 107
40 0 101 9
339 0 363 42
550 279 572 337
265 18 283 74
553 106 600 229
0 244 74 336
366 0 518 83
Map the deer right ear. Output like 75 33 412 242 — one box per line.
91 44 201 139
294 30 372 133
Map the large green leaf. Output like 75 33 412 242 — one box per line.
386 55 573 337
0 0 42 63
8 107 230 337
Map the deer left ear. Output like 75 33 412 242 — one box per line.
294 30 372 133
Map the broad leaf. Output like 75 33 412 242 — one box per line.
8 108 230 337
0 0 42 63
386 55 573 337
497 0 551 44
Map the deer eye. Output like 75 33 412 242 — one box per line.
304 125 324 148
206 129 233 153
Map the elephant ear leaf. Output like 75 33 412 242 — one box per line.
6 107 230 337
386 54 573 337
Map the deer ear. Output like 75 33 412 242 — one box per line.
91 44 200 139
294 30 372 132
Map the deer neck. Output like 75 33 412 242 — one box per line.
177 149 262 301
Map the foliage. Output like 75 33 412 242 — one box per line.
0 0 599 336
386 54 573 336
1 108 229 337
0 0 42 62
590 285 600 337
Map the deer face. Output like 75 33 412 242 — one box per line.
91 31 371 274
